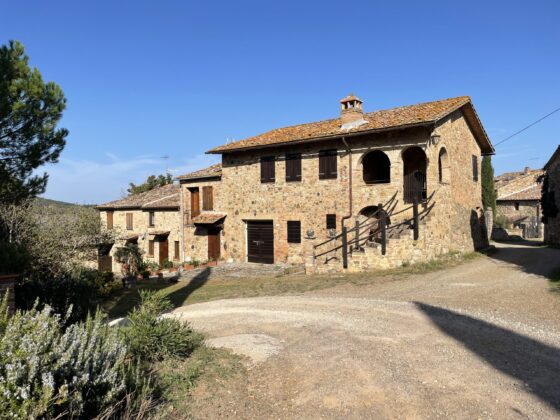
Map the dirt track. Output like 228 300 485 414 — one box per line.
172 242 560 419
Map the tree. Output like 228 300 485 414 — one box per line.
127 173 173 195
481 155 497 218
0 40 68 204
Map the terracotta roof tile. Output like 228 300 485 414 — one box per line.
96 184 179 210
192 212 227 224
498 184 542 201
207 96 475 154
176 163 222 181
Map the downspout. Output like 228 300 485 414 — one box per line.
179 182 186 262
340 136 352 229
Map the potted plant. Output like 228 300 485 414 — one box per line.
205 258 217 267
183 262 194 270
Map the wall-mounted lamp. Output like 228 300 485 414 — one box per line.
430 131 441 146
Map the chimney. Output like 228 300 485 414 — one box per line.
340 94 366 129
524 166 530 174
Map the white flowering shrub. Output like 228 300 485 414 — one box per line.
0 297 129 418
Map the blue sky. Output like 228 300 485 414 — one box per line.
1 0 559 203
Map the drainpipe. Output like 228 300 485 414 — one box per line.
341 136 352 230
179 183 186 262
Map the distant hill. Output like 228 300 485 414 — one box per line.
35 197 94 208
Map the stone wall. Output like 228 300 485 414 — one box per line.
98 208 181 272
544 156 560 245
207 108 487 271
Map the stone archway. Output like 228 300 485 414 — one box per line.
402 146 427 203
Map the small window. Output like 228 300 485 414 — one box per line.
260 156 276 183
285 153 302 182
514 202 520 211
287 221 301 243
438 148 449 184
202 186 214 210
149 211 155 227
319 150 337 180
126 213 133 230
472 155 479 182
148 240 154 256
106 211 113 230
326 214 336 230
174 241 180 260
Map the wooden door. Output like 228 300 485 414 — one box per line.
159 238 169 264
208 229 221 261
247 221 274 264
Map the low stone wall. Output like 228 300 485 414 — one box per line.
0 274 16 314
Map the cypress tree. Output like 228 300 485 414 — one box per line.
481 155 497 217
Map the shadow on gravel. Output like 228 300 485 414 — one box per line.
415 302 560 412
487 241 560 278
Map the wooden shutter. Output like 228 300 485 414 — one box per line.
472 155 478 182
190 188 200 218
287 221 301 243
326 214 336 230
148 240 154 256
319 150 337 179
174 241 180 260
286 153 302 182
202 186 214 210
106 211 113 230
126 213 133 230
260 156 276 183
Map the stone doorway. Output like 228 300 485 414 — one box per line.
403 146 427 203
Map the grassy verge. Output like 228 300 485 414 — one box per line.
154 346 245 419
103 251 483 319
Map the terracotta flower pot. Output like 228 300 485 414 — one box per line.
183 264 194 271
206 261 217 267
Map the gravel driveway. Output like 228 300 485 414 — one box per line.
172 242 560 419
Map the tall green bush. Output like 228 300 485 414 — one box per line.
481 155 497 218
0 303 129 418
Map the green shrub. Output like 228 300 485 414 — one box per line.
123 291 203 362
114 244 144 278
16 267 100 324
495 215 509 229
160 259 174 269
0 241 30 275
0 300 130 418
191 259 200 268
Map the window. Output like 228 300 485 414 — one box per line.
149 211 155 227
287 221 301 243
202 186 214 210
106 211 113 230
126 213 133 230
148 240 154 256
319 150 337 179
174 241 180 260
190 188 200 219
514 202 520 211
472 155 479 182
326 214 336 230
285 153 302 182
362 150 390 184
260 156 276 183
438 148 449 184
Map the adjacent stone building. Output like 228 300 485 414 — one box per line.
178 94 495 272
96 184 181 272
495 167 544 238
543 146 560 246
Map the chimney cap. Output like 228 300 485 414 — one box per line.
340 93 362 104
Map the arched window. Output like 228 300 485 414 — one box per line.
438 148 449 184
362 150 390 184
402 146 427 203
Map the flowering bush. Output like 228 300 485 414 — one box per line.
0 296 130 418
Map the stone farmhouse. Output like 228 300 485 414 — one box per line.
494 167 544 238
96 184 181 272
543 146 560 246
177 95 495 272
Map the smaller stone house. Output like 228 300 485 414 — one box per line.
495 167 544 238
96 184 181 272
543 146 560 246
176 163 223 264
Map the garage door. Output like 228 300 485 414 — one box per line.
247 221 274 264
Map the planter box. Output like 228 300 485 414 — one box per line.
0 274 17 315
183 264 194 271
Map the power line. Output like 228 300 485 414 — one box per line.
495 107 560 147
